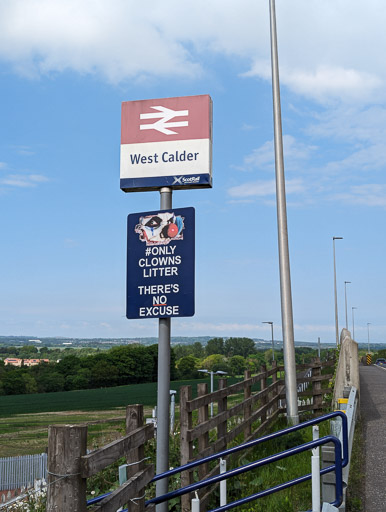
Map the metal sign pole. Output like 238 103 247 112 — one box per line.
155 187 172 512
269 0 299 425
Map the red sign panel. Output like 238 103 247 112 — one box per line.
121 95 212 145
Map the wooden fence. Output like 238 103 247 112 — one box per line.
46 359 333 512
46 405 155 512
179 358 334 511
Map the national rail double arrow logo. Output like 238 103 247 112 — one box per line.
139 106 189 135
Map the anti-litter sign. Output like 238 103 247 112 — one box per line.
126 207 195 319
120 95 212 192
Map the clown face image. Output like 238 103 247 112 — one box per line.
135 212 184 245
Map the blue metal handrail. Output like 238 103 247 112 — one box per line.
151 410 348 483
146 436 343 510
87 411 347 509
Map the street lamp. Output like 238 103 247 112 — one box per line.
269 0 298 426
198 369 228 417
333 237 343 346
367 323 371 353
352 307 357 340
262 321 275 361
344 281 351 330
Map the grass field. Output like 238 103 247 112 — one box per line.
0 377 241 416
0 377 242 457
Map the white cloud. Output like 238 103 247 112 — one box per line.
333 184 386 207
245 62 382 105
237 135 317 172
0 0 385 106
0 0 202 82
0 172 48 188
228 178 305 199
11 145 35 156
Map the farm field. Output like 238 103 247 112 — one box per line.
0 377 242 457
0 409 130 457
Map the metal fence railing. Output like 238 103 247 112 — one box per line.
0 453 47 491
87 411 348 511
146 411 347 511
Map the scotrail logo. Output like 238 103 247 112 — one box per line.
140 106 189 135
173 176 200 185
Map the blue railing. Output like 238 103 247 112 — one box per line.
87 411 347 510
147 436 343 510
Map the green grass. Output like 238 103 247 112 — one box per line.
0 377 242 416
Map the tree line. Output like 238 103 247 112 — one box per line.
0 344 176 395
0 338 325 396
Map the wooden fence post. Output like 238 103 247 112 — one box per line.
180 385 193 512
243 370 252 440
47 424 87 512
271 360 278 413
197 383 209 480
126 405 145 512
312 358 323 414
217 378 228 449
260 364 267 424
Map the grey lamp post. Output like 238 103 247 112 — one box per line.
344 281 351 330
198 369 227 417
333 237 343 346
269 0 298 425
367 323 371 353
352 307 357 340
263 321 275 361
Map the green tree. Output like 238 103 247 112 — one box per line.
39 372 65 392
206 338 225 356
2 371 26 395
19 346 38 358
90 360 119 388
191 342 204 358
173 344 192 360
229 355 247 376
224 337 256 358
23 373 38 394
201 354 228 373
177 355 199 379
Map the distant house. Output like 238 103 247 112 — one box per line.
4 358 23 367
4 357 49 367
23 358 49 367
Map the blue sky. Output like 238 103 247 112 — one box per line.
1 0 386 343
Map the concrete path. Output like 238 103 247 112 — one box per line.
359 365 386 510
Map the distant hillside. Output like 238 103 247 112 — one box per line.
1 335 384 351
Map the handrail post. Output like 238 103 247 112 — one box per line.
312 426 320 512
220 458 227 507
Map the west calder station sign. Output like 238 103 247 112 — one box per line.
120 94 212 192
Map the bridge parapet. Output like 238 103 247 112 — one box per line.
333 329 360 408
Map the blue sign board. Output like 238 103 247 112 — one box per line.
126 207 195 319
